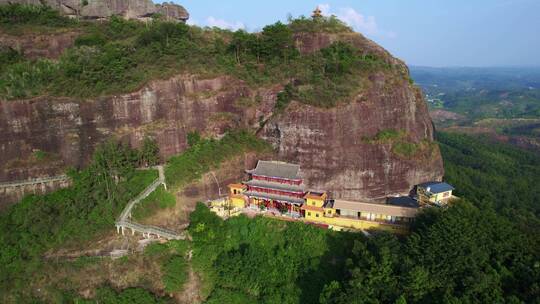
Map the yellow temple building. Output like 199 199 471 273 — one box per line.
219 161 455 233
221 160 456 234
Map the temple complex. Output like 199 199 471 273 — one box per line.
225 160 456 233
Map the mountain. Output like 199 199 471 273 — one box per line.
0 9 442 203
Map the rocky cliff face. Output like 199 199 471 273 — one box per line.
258 32 444 200
0 0 189 22
0 29 443 201
260 78 443 201
0 31 78 59
0 75 277 181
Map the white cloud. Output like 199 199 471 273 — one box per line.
317 3 396 39
205 16 245 31
317 4 331 16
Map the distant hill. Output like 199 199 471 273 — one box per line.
410 66 540 92
410 66 540 152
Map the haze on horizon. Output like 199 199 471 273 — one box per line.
160 0 540 68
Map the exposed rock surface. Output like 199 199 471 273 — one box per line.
0 31 78 59
0 0 189 22
0 30 443 201
260 79 443 201
0 75 277 181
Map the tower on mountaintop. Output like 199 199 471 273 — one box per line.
312 6 323 19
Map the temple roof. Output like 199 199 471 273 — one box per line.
244 190 305 205
305 191 327 200
228 183 246 189
246 160 301 180
245 180 305 193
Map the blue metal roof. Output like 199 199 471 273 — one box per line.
418 181 454 194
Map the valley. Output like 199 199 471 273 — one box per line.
411 66 540 152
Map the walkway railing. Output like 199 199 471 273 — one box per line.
0 175 70 189
115 166 184 240
116 220 184 240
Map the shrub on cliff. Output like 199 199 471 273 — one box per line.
0 47 23 71
0 3 75 28
0 16 394 108
165 130 270 189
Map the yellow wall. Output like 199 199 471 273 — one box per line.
229 185 245 196
431 190 452 202
230 196 246 208
306 197 325 208
324 208 334 217
304 213 410 234
418 187 453 204
305 209 324 220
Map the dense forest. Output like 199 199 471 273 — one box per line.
0 130 269 303
0 139 160 299
185 132 540 304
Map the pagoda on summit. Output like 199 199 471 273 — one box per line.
312 6 323 19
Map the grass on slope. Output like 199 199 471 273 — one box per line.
131 185 176 221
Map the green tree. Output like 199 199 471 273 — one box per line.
260 21 297 62
139 137 160 167
187 131 201 147
229 30 257 64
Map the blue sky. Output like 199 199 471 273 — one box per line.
159 0 540 67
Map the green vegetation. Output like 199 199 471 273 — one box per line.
364 129 424 158
391 141 419 157
132 185 176 220
0 132 538 303
165 130 270 189
0 4 76 29
367 129 404 142
139 137 160 167
74 286 170 304
143 240 190 294
0 47 23 72
0 8 393 108
411 67 540 144
163 255 189 293
438 131 540 217
183 132 539 303
187 131 202 147
32 150 47 160
189 203 358 303
0 140 160 301
321 201 535 304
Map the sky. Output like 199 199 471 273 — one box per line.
158 0 540 67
